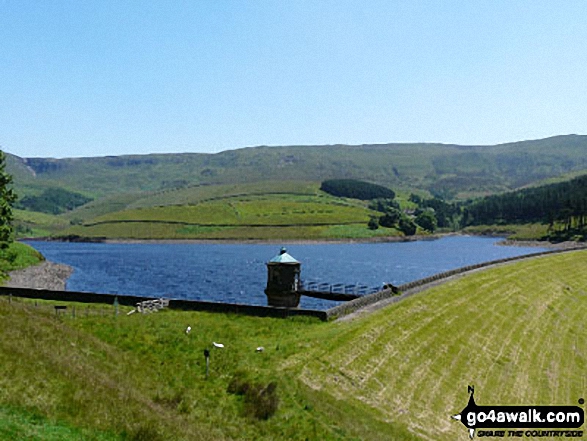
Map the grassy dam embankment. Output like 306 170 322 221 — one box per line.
1 250 586 440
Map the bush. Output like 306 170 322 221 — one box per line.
227 373 279 420
369 198 400 213
415 210 437 233
399 217 417 236
244 382 279 420
227 371 253 396
320 179 395 200
124 422 165 441
378 208 402 228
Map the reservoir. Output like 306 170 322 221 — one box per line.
25 236 548 310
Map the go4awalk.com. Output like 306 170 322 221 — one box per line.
452 386 584 438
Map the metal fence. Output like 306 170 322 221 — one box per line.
299 280 382 296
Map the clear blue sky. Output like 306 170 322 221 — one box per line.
1 0 586 158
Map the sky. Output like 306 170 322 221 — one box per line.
1 0 586 158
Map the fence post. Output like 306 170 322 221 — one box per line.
204 349 210 379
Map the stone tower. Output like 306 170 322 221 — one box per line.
264 247 301 308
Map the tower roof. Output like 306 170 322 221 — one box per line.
268 247 300 264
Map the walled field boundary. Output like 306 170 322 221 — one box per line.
1 246 585 322
0 286 328 321
325 245 587 321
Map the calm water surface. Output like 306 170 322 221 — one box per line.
25 236 548 310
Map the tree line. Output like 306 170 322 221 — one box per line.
320 175 587 241
462 174 587 237
17 188 93 215
320 179 396 200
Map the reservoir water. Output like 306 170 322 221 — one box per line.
25 236 548 310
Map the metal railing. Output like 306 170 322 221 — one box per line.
299 280 382 296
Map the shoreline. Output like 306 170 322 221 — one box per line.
22 233 585 248
495 239 587 249
22 232 457 246
5 261 74 291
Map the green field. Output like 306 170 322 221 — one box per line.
1 250 586 440
88 196 370 226
7 136 587 242
462 223 551 241
11 181 411 241
55 191 403 240
13 208 70 237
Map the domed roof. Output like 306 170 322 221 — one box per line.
268 247 300 264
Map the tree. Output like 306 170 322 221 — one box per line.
398 216 417 236
415 210 437 233
320 179 396 200
409 193 422 205
378 207 402 228
367 216 379 230
369 198 400 213
0 151 17 249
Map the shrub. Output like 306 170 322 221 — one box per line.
415 210 437 233
124 422 165 441
244 381 279 420
227 373 280 420
378 208 402 228
399 217 417 236
369 198 400 213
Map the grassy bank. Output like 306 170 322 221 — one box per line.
0 299 417 440
462 223 550 240
0 241 45 283
1 250 586 439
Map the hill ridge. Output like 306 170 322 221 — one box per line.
9 134 585 161
6 135 587 200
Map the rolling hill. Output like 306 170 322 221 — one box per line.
5 135 587 240
56 187 396 241
7 135 587 199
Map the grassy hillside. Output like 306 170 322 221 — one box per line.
1 250 586 440
58 192 399 241
6 135 587 241
6 135 587 199
13 181 408 241
293 250 587 439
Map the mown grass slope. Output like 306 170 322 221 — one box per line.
1 250 586 440
289 250 587 440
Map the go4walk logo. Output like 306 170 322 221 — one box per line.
452 386 584 439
